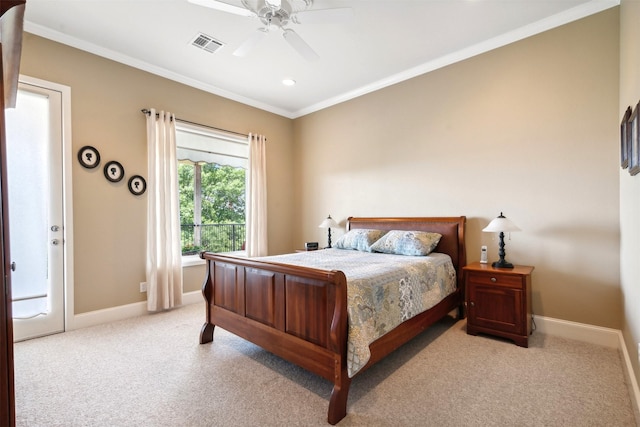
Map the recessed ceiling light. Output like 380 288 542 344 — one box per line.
282 79 296 86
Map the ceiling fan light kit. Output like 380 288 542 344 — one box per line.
189 0 352 60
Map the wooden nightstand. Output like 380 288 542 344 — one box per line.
464 262 534 347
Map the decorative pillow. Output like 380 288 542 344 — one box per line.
370 230 442 256
334 229 387 252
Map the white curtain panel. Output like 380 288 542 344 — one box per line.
145 109 183 311
246 133 268 257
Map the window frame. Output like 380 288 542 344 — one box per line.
175 122 248 262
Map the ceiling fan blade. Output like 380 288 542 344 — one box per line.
233 28 268 57
187 0 254 17
293 7 353 25
283 29 319 61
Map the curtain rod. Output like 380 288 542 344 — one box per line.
141 109 249 138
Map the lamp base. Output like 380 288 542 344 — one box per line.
492 260 514 269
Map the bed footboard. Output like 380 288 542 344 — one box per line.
199 252 351 424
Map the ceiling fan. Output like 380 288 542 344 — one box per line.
188 0 353 61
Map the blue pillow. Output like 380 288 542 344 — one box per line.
370 230 442 256
334 229 387 252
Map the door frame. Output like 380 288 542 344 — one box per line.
16 75 75 332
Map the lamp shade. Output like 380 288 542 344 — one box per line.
318 215 338 229
482 212 521 233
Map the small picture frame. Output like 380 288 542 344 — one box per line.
621 106 632 169
128 175 147 196
78 146 100 169
103 160 125 183
627 103 640 176
630 103 640 176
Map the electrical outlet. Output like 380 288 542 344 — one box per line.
140 282 147 293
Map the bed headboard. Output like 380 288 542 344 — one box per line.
347 216 467 273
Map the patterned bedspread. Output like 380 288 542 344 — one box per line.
256 248 457 377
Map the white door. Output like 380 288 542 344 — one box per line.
6 81 65 341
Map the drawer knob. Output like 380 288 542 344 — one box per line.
490 277 497 283
470 301 475 307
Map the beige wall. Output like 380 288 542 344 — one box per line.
19 34 295 313
619 0 640 392
18 9 626 336
293 9 621 329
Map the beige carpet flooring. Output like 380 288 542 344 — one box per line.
13 303 638 426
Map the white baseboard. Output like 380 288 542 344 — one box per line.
70 290 202 330
182 290 204 305
619 330 640 425
533 314 620 348
534 315 640 421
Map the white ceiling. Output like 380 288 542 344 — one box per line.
23 0 618 118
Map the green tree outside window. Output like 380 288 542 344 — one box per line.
179 162 246 254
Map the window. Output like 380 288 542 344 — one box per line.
176 122 247 255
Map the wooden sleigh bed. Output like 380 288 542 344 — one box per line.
199 216 466 424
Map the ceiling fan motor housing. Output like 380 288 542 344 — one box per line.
258 4 291 27
248 0 314 27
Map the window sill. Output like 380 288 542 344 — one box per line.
182 251 248 267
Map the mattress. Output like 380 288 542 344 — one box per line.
257 248 457 376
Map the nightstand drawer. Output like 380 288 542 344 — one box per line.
466 271 523 288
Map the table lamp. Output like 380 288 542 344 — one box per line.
318 215 338 248
482 212 521 268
